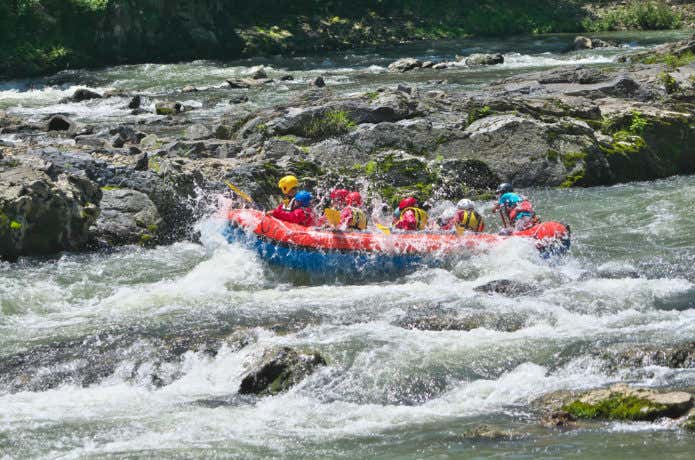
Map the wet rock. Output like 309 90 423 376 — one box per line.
0 163 101 258
109 126 146 147
94 188 162 246
127 95 142 109
238 347 326 396
600 342 695 370
388 58 422 72
249 66 268 79
46 114 76 132
230 95 249 104
181 85 198 93
421 60 434 69
574 36 593 50
68 88 103 102
541 410 577 428
74 134 107 148
558 384 693 421
474 279 539 297
397 311 526 333
464 53 504 66
226 79 251 89
213 124 235 140
396 84 412 94
133 152 148 171
280 75 294 81
432 63 448 70
682 410 695 431
139 134 160 149
184 123 212 141
155 101 183 116
311 76 326 88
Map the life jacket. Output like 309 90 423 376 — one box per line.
508 199 534 222
281 197 296 211
400 207 428 230
455 209 485 233
343 206 368 230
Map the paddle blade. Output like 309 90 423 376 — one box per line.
324 208 341 227
225 182 253 203
376 223 391 235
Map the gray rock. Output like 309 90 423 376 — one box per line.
474 279 539 296
465 53 504 66
249 66 268 79
184 123 212 141
94 188 162 246
69 88 103 102
280 75 294 81
600 342 695 370
432 63 448 70
540 410 577 428
181 85 198 93
388 58 422 72
397 311 526 333
230 95 249 104
238 347 326 396
133 152 148 171
0 164 101 258
574 36 593 50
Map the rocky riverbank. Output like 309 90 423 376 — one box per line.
2 35 695 259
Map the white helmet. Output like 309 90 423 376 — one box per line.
456 199 475 210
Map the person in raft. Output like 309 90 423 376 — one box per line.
441 199 485 233
277 175 299 210
340 192 368 230
329 188 349 211
270 190 317 226
393 197 428 231
493 183 538 233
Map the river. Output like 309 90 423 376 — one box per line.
1 31 695 459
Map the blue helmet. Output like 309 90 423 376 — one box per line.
294 190 312 207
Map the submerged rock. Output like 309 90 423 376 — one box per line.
600 342 695 371
66 88 103 103
311 76 326 88
238 347 326 396
540 410 577 428
397 311 526 333
474 279 539 297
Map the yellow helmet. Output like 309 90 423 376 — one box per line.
278 175 298 194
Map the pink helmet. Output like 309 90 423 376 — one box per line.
330 188 349 204
346 192 363 206
399 197 418 210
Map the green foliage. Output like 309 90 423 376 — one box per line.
629 111 648 134
561 151 587 170
100 185 122 191
365 91 380 101
642 51 695 69
658 71 680 94
683 416 695 431
600 130 647 156
303 110 356 139
562 394 668 421
582 0 681 32
546 150 559 162
467 106 493 125
9 220 22 230
560 170 585 188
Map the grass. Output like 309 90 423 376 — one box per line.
467 106 493 125
658 71 680 94
642 50 695 69
302 110 356 139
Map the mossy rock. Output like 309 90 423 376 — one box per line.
561 385 693 421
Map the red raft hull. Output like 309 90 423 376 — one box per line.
225 210 570 275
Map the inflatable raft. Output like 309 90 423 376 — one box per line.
225 209 570 276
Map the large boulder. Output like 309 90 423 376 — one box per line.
574 36 593 50
388 58 423 72
61 88 102 103
238 347 326 396
0 164 101 258
94 188 163 246
437 114 599 187
155 102 183 116
46 115 76 132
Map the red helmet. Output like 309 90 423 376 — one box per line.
345 191 362 206
398 197 418 210
330 188 349 204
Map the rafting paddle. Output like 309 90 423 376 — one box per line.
376 223 391 235
225 182 254 204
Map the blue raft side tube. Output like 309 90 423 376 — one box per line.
223 224 430 276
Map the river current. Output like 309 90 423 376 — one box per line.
1 31 695 459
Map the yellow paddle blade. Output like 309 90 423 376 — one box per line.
324 208 341 227
376 223 391 235
225 182 253 203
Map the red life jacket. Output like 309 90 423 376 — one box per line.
509 199 534 222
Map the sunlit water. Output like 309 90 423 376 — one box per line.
1 31 695 459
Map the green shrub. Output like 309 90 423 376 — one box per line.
658 71 680 94
582 0 680 32
629 111 648 134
